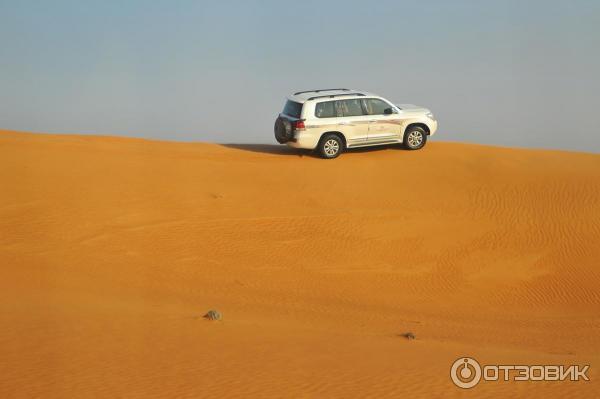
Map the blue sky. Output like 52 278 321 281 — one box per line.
1 0 599 151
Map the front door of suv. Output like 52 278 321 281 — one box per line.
362 98 402 144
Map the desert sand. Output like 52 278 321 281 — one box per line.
1 130 599 398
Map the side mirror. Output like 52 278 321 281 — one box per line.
384 108 395 115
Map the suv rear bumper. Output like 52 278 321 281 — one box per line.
286 131 320 149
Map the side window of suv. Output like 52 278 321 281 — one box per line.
363 99 391 115
336 99 365 117
315 101 336 118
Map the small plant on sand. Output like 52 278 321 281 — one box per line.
203 310 222 321
400 332 416 340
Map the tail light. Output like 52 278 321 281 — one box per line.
294 120 305 130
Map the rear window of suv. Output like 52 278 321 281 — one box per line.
315 101 336 118
282 100 303 118
315 99 365 118
338 99 364 117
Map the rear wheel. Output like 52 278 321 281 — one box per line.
317 134 344 159
403 126 427 150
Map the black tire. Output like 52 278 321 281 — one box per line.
403 126 427 150
274 116 293 144
317 134 344 159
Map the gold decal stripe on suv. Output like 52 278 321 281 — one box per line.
370 119 404 125
307 120 373 129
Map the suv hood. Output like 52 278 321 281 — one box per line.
395 104 430 114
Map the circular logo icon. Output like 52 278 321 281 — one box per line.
450 357 482 389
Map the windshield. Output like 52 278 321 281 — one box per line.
282 100 303 118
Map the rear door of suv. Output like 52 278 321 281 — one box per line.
275 100 304 143
336 99 371 147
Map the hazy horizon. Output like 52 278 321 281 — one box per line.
1 0 599 152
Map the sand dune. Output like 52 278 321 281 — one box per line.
1 130 599 398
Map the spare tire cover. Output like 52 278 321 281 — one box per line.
274 117 293 144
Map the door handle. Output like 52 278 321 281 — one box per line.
368 120 378 123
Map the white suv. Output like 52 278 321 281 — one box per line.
274 89 437 158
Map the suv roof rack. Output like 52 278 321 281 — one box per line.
294 88 350 95
307 92 365 101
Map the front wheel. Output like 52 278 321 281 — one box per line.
403 127 427 150
317 134 344 159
